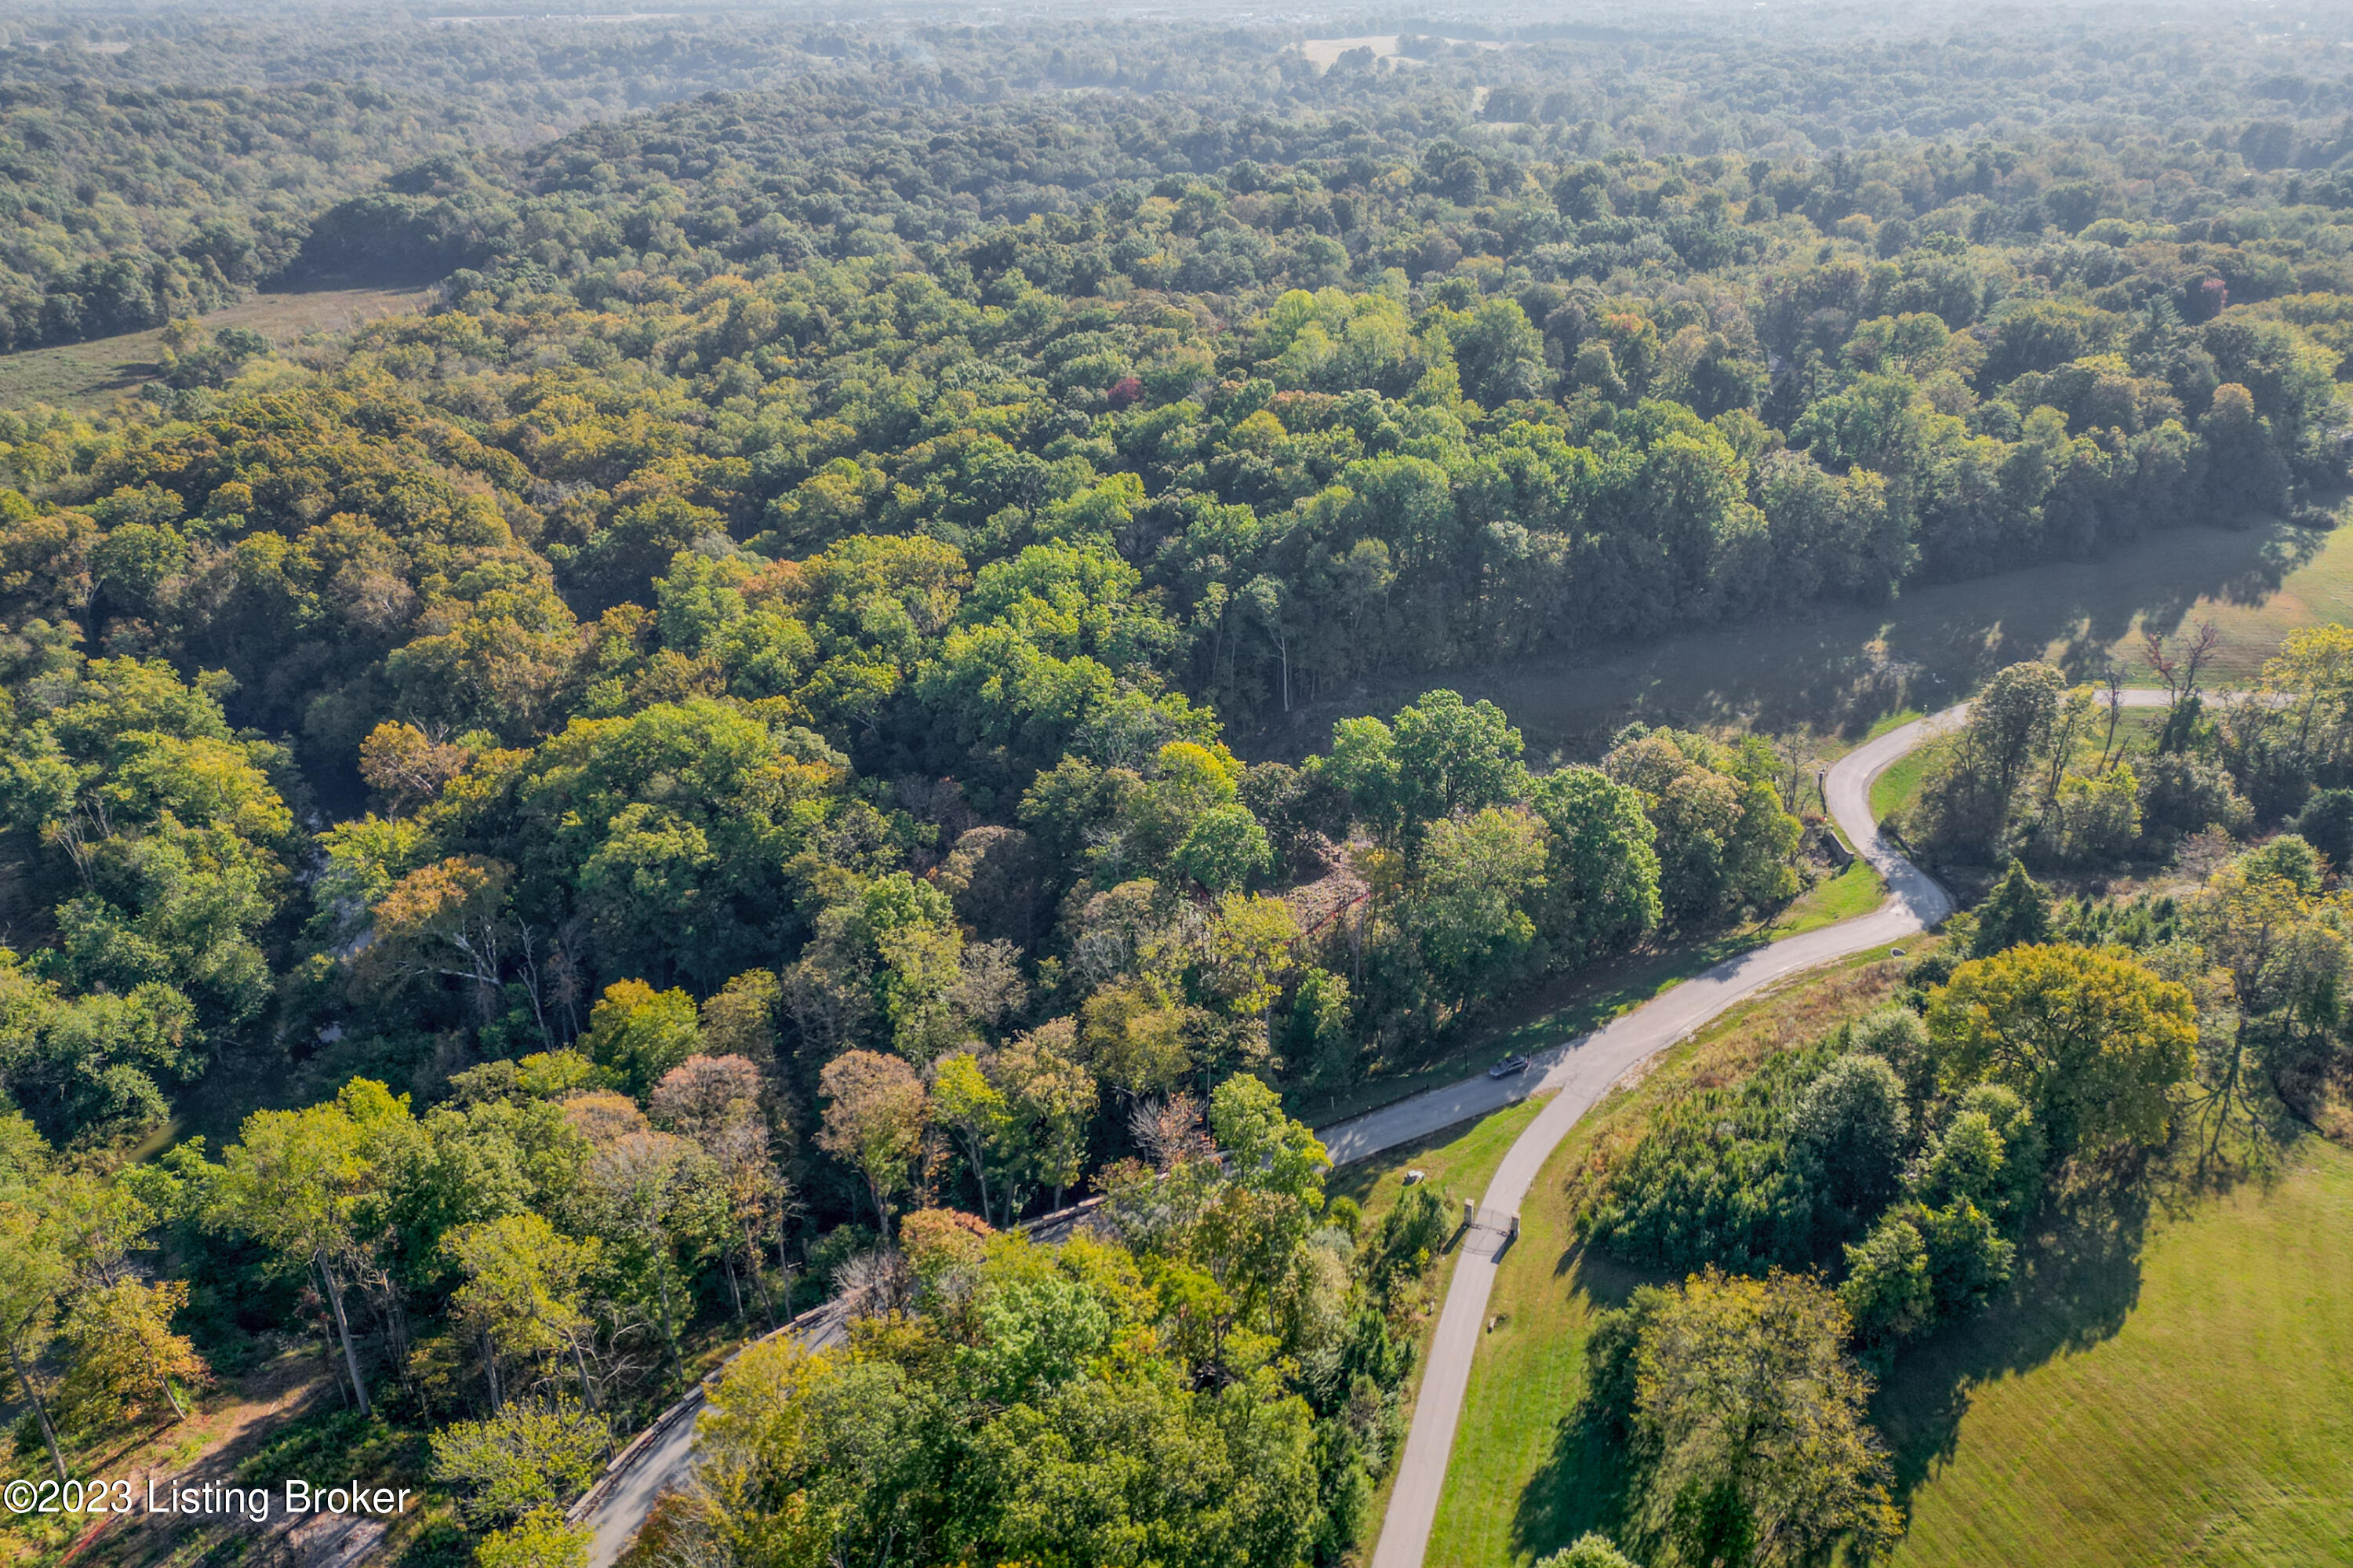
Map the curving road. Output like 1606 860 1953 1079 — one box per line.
1364 691 2173 1568
580 693 2169 1568
572 1297 847 1568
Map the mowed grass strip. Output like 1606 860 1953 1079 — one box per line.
1309 860 1887 1128
1766 857 1884 937
1425 948 1914 1568
1263 515 2353 764
1879 1137 2353 1568
1331 1094 1550 1229
1422 937 2353 1568
1872 743 1943 825
1329 1095 1551 1549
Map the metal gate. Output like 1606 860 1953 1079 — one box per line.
1462 1203 1520 1240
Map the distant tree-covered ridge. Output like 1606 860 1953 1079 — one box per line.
10 2 2353 347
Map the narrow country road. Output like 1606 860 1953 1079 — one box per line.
579 693 2170 1568
579 1388 704 1567
1364 690 2173 1568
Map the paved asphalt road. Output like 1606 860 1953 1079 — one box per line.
580 692 2173 1568
1362 691 2175 1568
580 1385 707 1568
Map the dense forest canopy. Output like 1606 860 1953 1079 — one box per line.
6 6 2353 1567
6 0 2353 343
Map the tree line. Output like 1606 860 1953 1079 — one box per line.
11 3 2353 350
1545 660 2353 1567
2 11 2353 1565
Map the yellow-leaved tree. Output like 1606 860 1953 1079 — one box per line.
1926 942 2198 1154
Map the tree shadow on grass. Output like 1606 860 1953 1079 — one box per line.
1249 517 2337 763
1501 1119 2302 1559
1507 1246 1662 1562
2220 522 2331 606
1505 1188 2155 1563
1870 1161 2155 1508
1874 1108 2305 1510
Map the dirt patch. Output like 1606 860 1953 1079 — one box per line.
59 1350 344 1568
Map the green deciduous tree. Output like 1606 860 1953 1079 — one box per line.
1284 967 1358 1095
1839 1214 1933 1350
208 1083 404 1416
1536 1535 1646 1568
1529 766 1662 966
582 980 701 1098
0 1194 70 1479
1209 1074 1329 1208
933 1051 1015 1228
429 1400 608 1526
1324 690 1529 851
1927 943 2198 1153
0 949 194 1145
1630 1269 1900 1568
1604 730 1799 926
569 1104 719 1381
693 1337 949 1568
1915 663 2066 858
992 1019 1096 1211
1402 806 1547 1003
474 1508 591 1568
443 1212 600 1410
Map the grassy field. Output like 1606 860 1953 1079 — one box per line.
1254 514 2353 766
1869 708 2170 826
0 286 427 413
1871 744 1941 824
1424 946 1915 1568
1417 935 2353 1568
1878 1139 2353 1568
1302 859 1886 1127
1330 1096 1550 1222
1772 857 1882 934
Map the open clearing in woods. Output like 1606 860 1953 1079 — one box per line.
1259 515 2353 765
0 286 427 413
1877 1137 2353 1568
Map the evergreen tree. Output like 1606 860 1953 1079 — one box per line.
1971 860 2052 957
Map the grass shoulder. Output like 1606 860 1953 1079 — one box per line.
1307 863 1888 1130
1426 945 1914 1567
1326 1097 1550 1563
1871 744 1941 826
